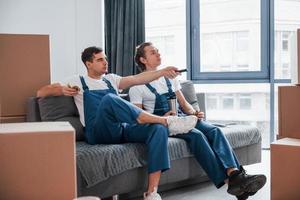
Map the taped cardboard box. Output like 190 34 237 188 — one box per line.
278 86 300 139
271 138 300 200
0 122 76 200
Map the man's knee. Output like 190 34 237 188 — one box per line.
102 93 117 101
101 93 122 106
152 124 169 138
213 127 224 136
188 129 206 140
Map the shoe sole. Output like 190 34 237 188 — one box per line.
236 194 249 200
228 175 266 196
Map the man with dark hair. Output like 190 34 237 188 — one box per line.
37 46 198 200
81 46 103 67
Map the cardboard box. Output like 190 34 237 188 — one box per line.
0 122 76 200
278 86 300 139
271 138 300 200
0 34 50 123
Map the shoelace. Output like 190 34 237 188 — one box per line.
239 166 247 176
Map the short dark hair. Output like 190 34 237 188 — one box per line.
135 42 153 72
81 46 103 67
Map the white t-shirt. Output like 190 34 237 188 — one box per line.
129 77 181 114
61 74 122 126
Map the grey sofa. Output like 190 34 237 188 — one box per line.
26 81 262 199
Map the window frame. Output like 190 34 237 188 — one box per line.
187 0 271 83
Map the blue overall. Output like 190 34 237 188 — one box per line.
145 78 240 188
80 76 170 173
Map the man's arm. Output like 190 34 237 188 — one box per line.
176 90 195 115
37 83 78 97
176 90 205 119
118 66 179 90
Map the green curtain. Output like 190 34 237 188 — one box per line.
105 0 145 76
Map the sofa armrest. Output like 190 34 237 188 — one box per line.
26 97 41 122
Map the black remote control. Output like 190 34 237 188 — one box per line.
175 69 188 73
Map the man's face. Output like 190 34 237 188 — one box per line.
86 52 108 75
141 45 161 70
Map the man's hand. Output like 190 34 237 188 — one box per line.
161 66 180 79
62 85 79 96
194 111 205 120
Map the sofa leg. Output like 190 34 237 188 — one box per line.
102 195 119 200
113 195 119 200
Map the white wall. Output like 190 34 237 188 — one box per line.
0 0 104 82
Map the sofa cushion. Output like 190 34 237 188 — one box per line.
180 80 200 111
76 125 261 188
57 116 85 141
38 96 84 141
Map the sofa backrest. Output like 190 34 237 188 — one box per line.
26 80 203 141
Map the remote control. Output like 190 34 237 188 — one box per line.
175 69 188 73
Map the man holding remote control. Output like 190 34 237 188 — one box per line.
37 46 200 200
129 42 266 200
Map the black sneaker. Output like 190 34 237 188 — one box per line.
227 166 266 196
236 192 249 200
236 191 257 200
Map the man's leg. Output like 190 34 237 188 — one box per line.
99 93 171 125
98 93 196 133
195 120 266 197
195 120 240 169
148 171 161 193
174 129 227 188
122 123 170 196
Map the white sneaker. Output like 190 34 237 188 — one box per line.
144 188 162 200
167 115 198 136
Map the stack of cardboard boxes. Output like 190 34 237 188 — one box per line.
273 44 300 200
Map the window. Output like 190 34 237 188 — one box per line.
144 0 300 148
207 94 218 110
281 63 290 79
237 64 250 71
239 94 252 110
191 0 267 81
194 83 270 148
274 30 296 79
222 94 234 110
189 0 271 148
274 0 300 80
145 0 186 72
201 31 250 73
236 31 249 52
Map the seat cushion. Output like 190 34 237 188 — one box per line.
76 124 261 188
221 125 261 148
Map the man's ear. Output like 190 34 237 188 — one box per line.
86 61 92 69
140 57 147 65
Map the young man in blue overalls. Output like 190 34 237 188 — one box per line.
37 46 198 200
129 42 267 200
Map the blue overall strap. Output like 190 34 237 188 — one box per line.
164 77 174 95
102 77 117 94
145 83 160 96
80 76 89 91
